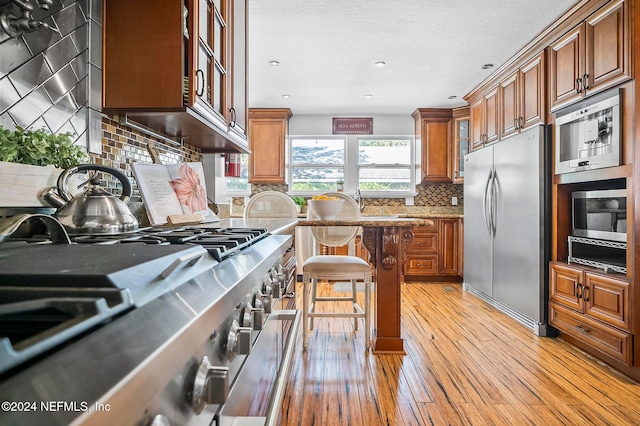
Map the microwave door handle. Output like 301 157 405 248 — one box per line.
483 169 493 235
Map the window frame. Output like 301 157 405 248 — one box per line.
288 134 416 200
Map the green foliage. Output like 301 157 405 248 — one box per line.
291 196 306 207
0 125 87 169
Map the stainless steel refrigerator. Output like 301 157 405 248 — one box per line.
463 125 551 336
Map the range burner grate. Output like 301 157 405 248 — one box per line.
67 226 270 261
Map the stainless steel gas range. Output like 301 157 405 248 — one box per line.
0 214 298 426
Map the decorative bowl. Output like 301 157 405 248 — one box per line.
307 199 345 220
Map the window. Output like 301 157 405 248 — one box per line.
357 138 412 192
290 137 345 192
225 154 250 194
289 135 415 197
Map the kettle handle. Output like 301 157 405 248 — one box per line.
58 164 133 203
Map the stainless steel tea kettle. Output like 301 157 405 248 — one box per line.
42 164 139 234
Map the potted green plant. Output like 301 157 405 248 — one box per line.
291 196 306 214
0 125 88 206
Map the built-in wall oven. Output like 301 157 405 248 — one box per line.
555 88 621 174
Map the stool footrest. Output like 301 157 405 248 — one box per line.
314 296 358 302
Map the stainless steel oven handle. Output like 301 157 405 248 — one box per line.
264 309 300 426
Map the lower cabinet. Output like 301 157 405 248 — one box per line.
403 218 462 282
549 261 632 365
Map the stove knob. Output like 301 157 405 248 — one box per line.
271 278 282 298
261 290 272 314
148 414 171 426
227 320 252 358
252 311 264 330
192 356 229 414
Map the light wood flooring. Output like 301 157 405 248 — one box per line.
282 282 640 425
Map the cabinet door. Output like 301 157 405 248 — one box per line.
519 51 545 129
453 116 469 184
421 119 452 183
584 272 630 331
499 72 519 139
195 0 229 121
229 0 248 139
248 109 291 184
457 218 464 277
549 25 584 111
549 262 583 311
438 219 459 275
584 0 630 95
484 88 499 144
469 97 484 151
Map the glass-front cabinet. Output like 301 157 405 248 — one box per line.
103 0 248 153
453 107 470 184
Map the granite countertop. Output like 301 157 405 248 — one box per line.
298 217 435 227
215 218 297 235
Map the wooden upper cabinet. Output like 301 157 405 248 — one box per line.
412 109 453 183
549 0 630 111
452 107 470 184
499 72 520 139
468 86 498 150
500 51 546 139
469 97 484 151
248 108 292 184
484 87 499 144
103 0 249 153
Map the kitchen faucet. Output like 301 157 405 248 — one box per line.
355 188 365 213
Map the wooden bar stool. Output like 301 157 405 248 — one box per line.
302 192 372 350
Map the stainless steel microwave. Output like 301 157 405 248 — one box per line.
572 189 627 242
555 89 621 174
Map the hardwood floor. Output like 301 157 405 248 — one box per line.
282 282 640 425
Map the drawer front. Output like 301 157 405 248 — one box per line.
407 233 437 254
549 262 583 311
549 302 632 365
404 255 438 276
585 272 630 331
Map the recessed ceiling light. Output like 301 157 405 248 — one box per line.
269 60 280 66
364 94 373 98
481 63 494 69
448 95 457 100
373 61 386 68
282 94 290 98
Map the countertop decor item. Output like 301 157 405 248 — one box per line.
0 125 87 207
307 197 344 220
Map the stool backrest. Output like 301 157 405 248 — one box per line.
244 191 298 219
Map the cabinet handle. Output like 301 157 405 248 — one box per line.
583 285 589 302
582 73 589 91
576 77 582 94
576 324 590 333
518 116 523 129
514 118 518 130
196 69 205 97
576 283 583 299
229 107 237 127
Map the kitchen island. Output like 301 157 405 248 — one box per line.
298 217 435 354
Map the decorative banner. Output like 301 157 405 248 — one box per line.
332 118 373 134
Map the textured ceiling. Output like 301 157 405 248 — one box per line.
247 0 580 115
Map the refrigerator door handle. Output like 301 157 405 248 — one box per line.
483 169 493 235
490 169 497 235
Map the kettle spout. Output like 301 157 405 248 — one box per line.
39 186 66 208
